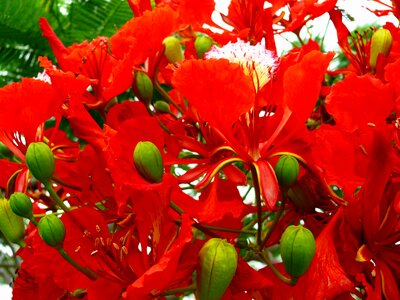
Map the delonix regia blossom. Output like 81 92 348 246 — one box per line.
0 1 399 299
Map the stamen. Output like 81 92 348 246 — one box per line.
113 243 120 250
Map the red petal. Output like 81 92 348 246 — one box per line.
39 18 67 64
0 160 23 190
326 73 395 132
172 59 254 139
361 127 394 244
172 0 214 29
123 215 193 298
110 6 179 62
283 50 334 124
329 9 351 49
87 278 124 300
385 58 400 95
310 125 362 191
0 79 60 142
286 0 338 32
106 101 149 130
253 160 279 208
394 192 400 215
302 209 355 299
230 258 273 294
197 178 249 225
379 261 400 300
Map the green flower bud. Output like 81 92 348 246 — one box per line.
370 28 393 71
194 35 214 58
153 101 171 113
38 214 66 248
133 141 164 183
133 70 153 106
197 238 238 300
26 142 55 182
163 36 183 64
9 192 33 219
280 225 316 277
274 155 300 188
0 198 25 244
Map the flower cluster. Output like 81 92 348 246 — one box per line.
0 0 400 299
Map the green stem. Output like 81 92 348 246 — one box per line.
58 248 99 280
159 283 196 296
17 240 26 248
261 190 288 247
43 181 70 212
170 200 184 214
28 217 38 226
242 185 253 201
153 77 183 115
242 212 272 231
260 250 296 286
250 166 263 247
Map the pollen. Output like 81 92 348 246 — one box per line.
205 39 279 90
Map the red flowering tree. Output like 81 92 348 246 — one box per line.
0 0 399 299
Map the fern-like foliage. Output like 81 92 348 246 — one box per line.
0 0 132 87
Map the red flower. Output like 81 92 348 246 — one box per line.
207 0 337 49
0 78 61 159
40 19 128 108
172 41 333 207
0 74 82 193
335 127 400 299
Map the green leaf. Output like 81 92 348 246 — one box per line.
0 0 133 87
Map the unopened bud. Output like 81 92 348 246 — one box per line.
274 155 300 188
153 101 171 113
163 36 183 63
370 28 393 71
280 225 316 277
133 70 153 106
0 198 25 244
133 141 164 183
194 35 214 58
26 142 55 182
197 238 238 300
9 192 33 219
38 214 66 248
